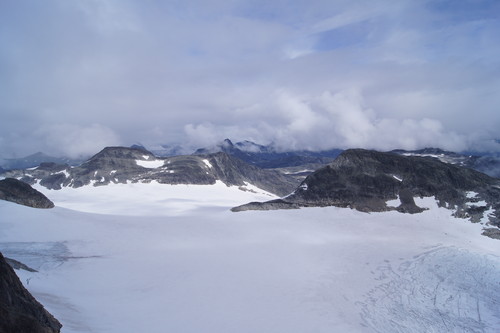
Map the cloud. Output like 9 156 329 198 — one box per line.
185 89 468 152
34 124 121 158
1 0 499 157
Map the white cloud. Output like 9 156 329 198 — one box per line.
1 0 499 157
35 123 121 158
186 89 469 152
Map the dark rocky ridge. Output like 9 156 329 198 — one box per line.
4 257 38 272
233 149 500 237
391 147 500 179
0 252 62 333
1 147 298 197
0 178 54 209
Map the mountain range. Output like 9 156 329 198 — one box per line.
3 139 500 179
0 152 84 171
0 146 298 197
2 144 499 239
1 143 500 332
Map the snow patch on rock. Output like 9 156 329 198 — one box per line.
392 175 403 182
202 159 212 168
135 159 164 169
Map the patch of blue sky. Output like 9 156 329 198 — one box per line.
313 20 373 52
426 0 500 23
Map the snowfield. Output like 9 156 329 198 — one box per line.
0 183 499 333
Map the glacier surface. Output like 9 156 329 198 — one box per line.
0 183 499 332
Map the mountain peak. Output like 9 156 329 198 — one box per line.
87 146 156 162
222 138 234 147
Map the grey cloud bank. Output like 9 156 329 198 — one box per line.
1 0 499 158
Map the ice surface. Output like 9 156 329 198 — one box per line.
0 241 70 271
360 246 500 332
0 185 499 333
33 181 277 216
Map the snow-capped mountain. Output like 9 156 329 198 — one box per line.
0 146 298 197
234 149 500 239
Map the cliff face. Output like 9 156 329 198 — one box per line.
0 178 54 209
0 252 62 333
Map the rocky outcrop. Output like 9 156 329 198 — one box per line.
205 152 298 196
391 147 500 178
0 178 54 208
0 147 299 197
4 257 37 272
233 149 500 236
0 252 62 333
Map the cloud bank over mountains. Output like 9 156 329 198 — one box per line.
185 89 468 152
1 0 499 157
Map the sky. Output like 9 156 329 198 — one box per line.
1 0 499 158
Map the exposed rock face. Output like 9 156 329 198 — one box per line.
0 252 62 333
4 257 37 272
1 147 298 197
233 149 500 236
0 178 54 208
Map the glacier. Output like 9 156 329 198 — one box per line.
0 183 499 332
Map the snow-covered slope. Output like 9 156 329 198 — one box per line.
0 185 499 333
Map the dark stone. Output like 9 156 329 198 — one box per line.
0 178 54 208
391 147 500 178
482 228 500 239
4 257 37 272
396 189 426 214
233 149 500 238
231 199 301 212
0 252 62 333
